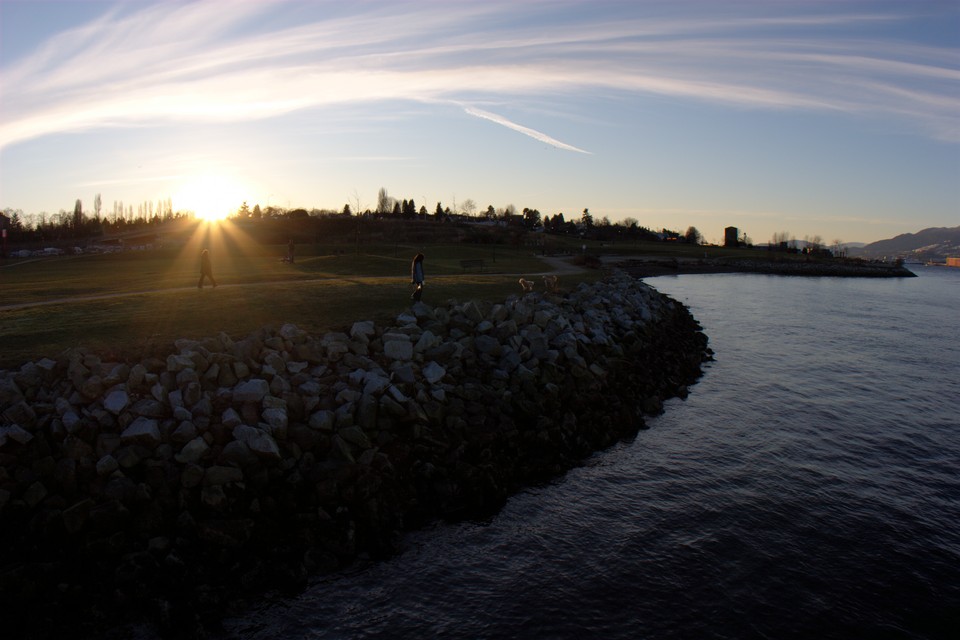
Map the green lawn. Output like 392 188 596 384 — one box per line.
0 232 600 369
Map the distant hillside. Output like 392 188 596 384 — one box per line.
850 226 960 261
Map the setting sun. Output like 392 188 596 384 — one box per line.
174 174 245 222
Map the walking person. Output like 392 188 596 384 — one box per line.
198 248 218 289
410 252 424 302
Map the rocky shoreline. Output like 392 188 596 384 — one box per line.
616 256 917 278
0 273 710 639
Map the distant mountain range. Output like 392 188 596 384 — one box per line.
849 226 960 262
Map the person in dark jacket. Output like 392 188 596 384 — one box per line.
410 252 424 301
198 248 218 289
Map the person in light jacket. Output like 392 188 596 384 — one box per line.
410 252 424 302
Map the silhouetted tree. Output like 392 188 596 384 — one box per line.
684 226 702 245
73 199 83 230
523 207 541 229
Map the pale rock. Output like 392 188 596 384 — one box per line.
221 407 242 428
166 354 195 372
55 396 73 416
422 361 446 385
475 320 494 334
121 417 161 447
387 385 409 404
221 440 257 466
62 411 83 434
391 364 417 386
175 436 210 464
383 334 413 361
233 378 270 403
168 389 184 409
413 330 441 353
287 361 308 374
395 312 417 327
233 361 251 379
461 301 484 323
474 335 501 356
0 424 33 445
339 425 372 449
96 454 119 476
171 421 197 443
350 320 376 340
103 389 129 415
232 425 260 444
363 372 391 396
299 380 322 396
247 431 281 460
262 407 288 430
308 410 335 432
279 323 306 342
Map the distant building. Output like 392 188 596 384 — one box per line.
947 257 960 268
724 226 739 247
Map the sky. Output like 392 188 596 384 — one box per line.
1 0 958 245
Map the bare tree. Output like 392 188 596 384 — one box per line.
351 190 363 217
94 193 102 220
804 234 823 252
461 198 477 217
376 187 394 216
771 230 792 246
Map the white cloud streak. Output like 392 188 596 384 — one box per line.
1 0 958 149
463 107 591 153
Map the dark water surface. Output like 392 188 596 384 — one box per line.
220 266 960 639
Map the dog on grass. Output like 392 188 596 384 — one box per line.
542 274 559 293
519 278 535 293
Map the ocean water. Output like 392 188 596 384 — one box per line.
219 266 960 640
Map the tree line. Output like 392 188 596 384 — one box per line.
3 185 711 248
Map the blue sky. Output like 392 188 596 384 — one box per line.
1 0 957 244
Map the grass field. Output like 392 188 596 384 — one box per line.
2 217 818 369
1 222 609 369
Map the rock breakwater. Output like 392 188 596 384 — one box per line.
0 273 710 638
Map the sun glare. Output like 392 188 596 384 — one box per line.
174 174 245 222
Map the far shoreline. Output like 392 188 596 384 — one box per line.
611 256 917 279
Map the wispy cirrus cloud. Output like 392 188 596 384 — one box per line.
2 0 958 149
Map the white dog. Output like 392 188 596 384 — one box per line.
519 278 535 293
542 274 559 293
